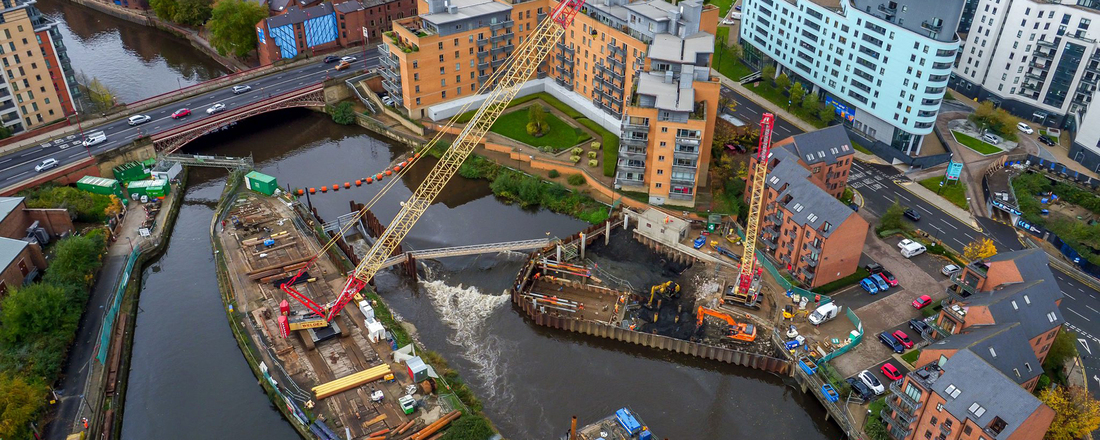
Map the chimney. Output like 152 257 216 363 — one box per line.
570 416 578 440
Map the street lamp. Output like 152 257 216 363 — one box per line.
126 236 134 253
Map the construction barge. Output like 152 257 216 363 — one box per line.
563 408 654 440
214 189 465 440
511 209 791 375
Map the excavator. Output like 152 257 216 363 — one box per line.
645 281 681 307
696 307 756 343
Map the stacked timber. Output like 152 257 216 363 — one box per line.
312 364 392 399
247 257 313 281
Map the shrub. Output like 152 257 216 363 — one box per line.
439 415 495 440
572 147 584 155
591 141 600 150
327 102 356 125
588 159 598 167
815 268 870 294
22 185 114 223
587 151 597 159
547 170 560 178
567 174 586 186
570 155 581 163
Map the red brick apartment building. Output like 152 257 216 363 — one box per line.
257 0 415 66
746 126 867 288
0 197 74 298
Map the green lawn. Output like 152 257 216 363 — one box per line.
901 349 921 365
919 177 969 210
705 0 734 16
713 27 753 81
489 106 590 150
951 131 1003 155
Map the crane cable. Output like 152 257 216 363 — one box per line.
286 18 558 290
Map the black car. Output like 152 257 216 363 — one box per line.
846 377 874 402
904 208 921 221
323 55 340 63
1038 135 1057 146
909 319 931 335
864 262 884 274
879 331 905 353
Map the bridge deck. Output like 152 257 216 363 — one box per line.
377 238 551 269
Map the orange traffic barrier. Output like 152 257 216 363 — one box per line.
366 177 373 184
394 166 402 172
385 170 393 176
344 182 350 188
309 188 316 194
355 180 362 186
321 186 327 192
297 189 304 196
332 184 339 191
376 173 384 181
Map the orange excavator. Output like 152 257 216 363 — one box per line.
696 307 757 343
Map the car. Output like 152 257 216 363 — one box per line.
323 55 340 63
1017 122 1035 134
381 95 395 106
864 262 884 274
81 131 107 147
871 275 889 292
897 239 916 249
879 331 905 353
171 108 191 119
859 277 879 294
909 318 931 335
941 264 961 276
892 330 914 349
879 270 899 287
846 377 873 402
232 85 252 94
206 103 226 114
904 208 921 221
858 369 885 395
34 158 58 172
341 56 357 63
127 114 151 126
881 363 903 381
735 4 741 10
335 61 351 71
912 295 934 309
1038 135 1057 146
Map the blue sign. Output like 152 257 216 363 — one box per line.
945 161 964 181
258 27 265 44
991 199 1022 216
825 97 855 123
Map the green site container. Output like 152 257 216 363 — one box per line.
126 179 170 198
113 161 150 182
141 158 157 168
245 171 279 196
76 176 123 197
706 214 722 232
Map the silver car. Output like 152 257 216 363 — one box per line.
232 85 252 94
34 158 59 172
128 114 151 126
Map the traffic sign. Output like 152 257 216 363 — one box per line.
945 161 964 181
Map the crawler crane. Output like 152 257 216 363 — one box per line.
725 113 775 309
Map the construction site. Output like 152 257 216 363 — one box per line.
215 192 465 440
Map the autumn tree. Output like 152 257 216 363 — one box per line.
0 373 42 439
789 82 806 105
712 119 739 153
209 0 269 57
963 238 998 261
1040 386 1100 440
527 105 549 136
970 101 1020 140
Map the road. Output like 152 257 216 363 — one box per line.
0 55 380 190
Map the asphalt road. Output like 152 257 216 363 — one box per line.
720 84 802 140
0 54 380 189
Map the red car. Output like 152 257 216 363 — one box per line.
878 270 899 287
881 362 903 381
892 330 914 349
171 108 191 119
912 295 933 309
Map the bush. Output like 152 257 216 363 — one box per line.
547 170 560 178
588 159 598 167
327 102 356 125
572 147 584 155
439 415 495 440
591 141 600 150
575 118 618 177
21 185 114 222
570 155 581 163
878 198 906 233
815 268 871 294
567 174 586 186
587 151 597 159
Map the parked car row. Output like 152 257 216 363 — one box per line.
860 263 900 294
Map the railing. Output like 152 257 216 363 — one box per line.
153 83 322 140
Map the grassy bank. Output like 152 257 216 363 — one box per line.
918 177 969 210
951 131 1002 155
490 107 590 150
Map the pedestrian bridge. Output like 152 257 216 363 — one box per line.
378 238 553 269
160 153 253 169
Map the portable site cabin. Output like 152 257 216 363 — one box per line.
113 161 150 182
245 171 279 196
406 356 428 383
706 214 722 232
366 317 385 342
150 161 183 181
76 176 123 198
126 179 170 198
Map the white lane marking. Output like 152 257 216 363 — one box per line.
67 151 84 159
1088 305 1100 314
918 205 934 214
941 220 958 230
896 193 912 202
10 171 27 178
0 158 11 164
1065 291 1077 300
1069 307 1091 321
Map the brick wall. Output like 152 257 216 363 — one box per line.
26 209 75 236
812 213 868 288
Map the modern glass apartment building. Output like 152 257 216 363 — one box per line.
739 0 965 154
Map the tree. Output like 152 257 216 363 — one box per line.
1044 330 1079 372
762 65 776 84
712 119 739 153
880 198 906 232
327 102 356 125
173 0 213 25
719 95 738 114
149 0 179 22
0 284 73 346
209 0 268 57
969 101 1020 140
1040 386 1100 440
789 82 806 104
78 72 118 114
0 373 43 439
0 125 12 140
526 105 548 136
775 72 790 92
962 238 998 261
42 233 107 295
819 103 837 123
727 42 743 60
802 92 821 113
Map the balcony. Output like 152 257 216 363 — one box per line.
921 21 942 32
669 192 694 201
690 102 707 120
761 235 778 249
615 174 644 187
622 120 648 131
801 255 818 267
889 381 923 412
619 145 646 157
379 67 400 82
1087 63 1100 74
1025 71 1048 81
670 175 695 185
1037 38 1058 48
622 136 647 146
806 240 822 252
492 58 507 68
881 409 914 438
799 267 815 280
1030 60 1050 70
478 61 490 70
617 159 645 171
489 20 513 31
1034 47 1056 59
676 136 701 146
943 301 968 322
948 275 979 300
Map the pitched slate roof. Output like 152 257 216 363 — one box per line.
927 324 1042 386
0 197 23 223
964 250 1063 340
267 2 334 28
776 125 854 166
932 350 1044 439
763 153 856 237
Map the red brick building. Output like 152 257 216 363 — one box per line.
746 126 867 288
256 0 415 66
0 197 74 299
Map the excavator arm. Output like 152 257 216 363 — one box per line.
314 0 588 321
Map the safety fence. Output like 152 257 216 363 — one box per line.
97 245 144 364
819 308 864 363
730 222 831 304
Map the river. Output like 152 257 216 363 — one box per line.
40 2 842 436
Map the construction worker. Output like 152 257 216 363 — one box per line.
83 418 89 429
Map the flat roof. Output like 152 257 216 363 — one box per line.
0 197 23 224
623 0 680 22
422 0 511 26
635 73 694 112
267 2 334 29
647 32 714 63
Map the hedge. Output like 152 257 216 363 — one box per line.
575 118 619 177
815 267 870 294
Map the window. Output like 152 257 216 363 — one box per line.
931 417 938 426
936 403 943 412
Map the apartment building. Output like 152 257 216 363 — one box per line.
949 0 1100 131
919 323 1043 391
257 0 411 66
746 127 867 288
0 0 77 135
739 0 965 155
882 349 1055 440
1071 103 1100 171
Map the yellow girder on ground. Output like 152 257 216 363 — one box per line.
312 364 392 399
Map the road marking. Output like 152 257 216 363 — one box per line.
1082 339 1094 355
1069 308 1091 321
1088 305 1100 314
67 151 84 159
10 171 27 178
918 205 934 214
941 220 958 230
1065 291 1077 300
896 193 911 202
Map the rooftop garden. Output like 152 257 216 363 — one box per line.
489 105 591 151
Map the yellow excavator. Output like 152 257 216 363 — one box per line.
645 281 681 307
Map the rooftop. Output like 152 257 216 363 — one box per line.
0 197 24 224
647 32 714 64
764 150 857 237
422 0 511 26
266 2 335 28
635 73 695 112
927 324 1042 386
0 236 28 268
930 350 1045 439
959 250 1063 340
774 125 855 166
334 0 365 13
623 0 681 22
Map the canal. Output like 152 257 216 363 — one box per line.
36 0 228 104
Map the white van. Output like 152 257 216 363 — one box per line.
899 240 927 258
809 302 840 326
982 133 1001 144
82 131 107 147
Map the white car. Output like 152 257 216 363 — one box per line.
381 95 394 106
942 264 962 276
127 114 151 126
858 370 885 395
206 103 226 114
897 239 915 249
341 56 357 63
34 158 59 172
1017 122 1034 134
232 85 252 94
81 131 107 147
